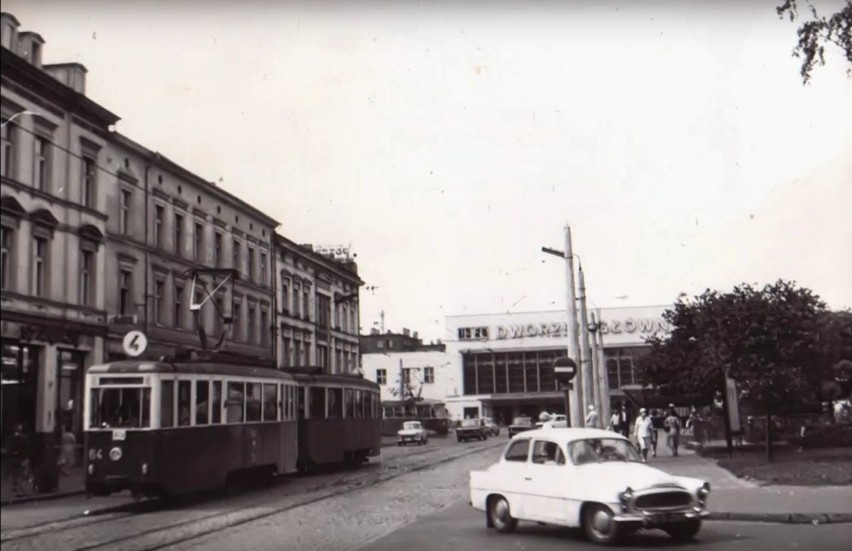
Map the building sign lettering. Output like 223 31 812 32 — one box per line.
494 318 668 340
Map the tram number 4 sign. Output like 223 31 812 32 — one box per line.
122 330 148 357
553 357 578 383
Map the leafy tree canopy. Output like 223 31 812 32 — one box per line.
777 0 852 83
636 280 828 414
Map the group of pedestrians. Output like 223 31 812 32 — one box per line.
606 403 684 462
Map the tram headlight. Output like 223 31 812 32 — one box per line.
88 464 94 475
141 462 148 475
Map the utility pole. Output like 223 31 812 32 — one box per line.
591 311 610 423
541 225 583 427
577 266 595 427
563 226 583 427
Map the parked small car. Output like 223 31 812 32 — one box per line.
469 428 711 546
507 416 534 438
482 417 500 436
536 414 568 428
456 418 489 442
397 421 428 446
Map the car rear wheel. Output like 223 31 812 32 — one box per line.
665 519 701 542
488 495 518 534
582 504 621 546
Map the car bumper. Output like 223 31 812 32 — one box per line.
397 436 421 443
613 508 709 526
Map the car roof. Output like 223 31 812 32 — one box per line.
511 427 625 442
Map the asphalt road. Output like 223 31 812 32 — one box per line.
359 500 852 551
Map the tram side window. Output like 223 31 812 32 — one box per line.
246 383 262 422
196 380 209 425
211 381 222 424
328 388 343 419
362 391 371 419
309 386 325 419
263 384 278 422
227 382 245 423
178 381 192 426
354 390 363 419
344 389 354 418
161 380 174 427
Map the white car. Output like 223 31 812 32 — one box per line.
469 428 710 546
397 421 428 446
536 413 568 428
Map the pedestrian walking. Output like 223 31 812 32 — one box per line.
57 429 77 475
633 408 654 462
608 403 628 436
585 405 599 428
649 408 662 457
664 404 682 456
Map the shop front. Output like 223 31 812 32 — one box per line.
0 316 104 483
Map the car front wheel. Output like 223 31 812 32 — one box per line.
488 495 518 534
665 519 701 542
582 503 622 546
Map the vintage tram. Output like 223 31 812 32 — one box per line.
84 358 381 498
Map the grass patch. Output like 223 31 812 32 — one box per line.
705 445 852 486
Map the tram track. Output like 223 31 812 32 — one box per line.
1 438 503 551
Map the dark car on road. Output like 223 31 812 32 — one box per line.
456 418 489 442
507 416 534 438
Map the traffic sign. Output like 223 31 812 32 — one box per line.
553 356 578 382
122 330 148 357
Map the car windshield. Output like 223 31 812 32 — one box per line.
460 419 479 427
568 438 642 465
512 417 531 426
402 421 422 430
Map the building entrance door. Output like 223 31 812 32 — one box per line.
57 349 85 438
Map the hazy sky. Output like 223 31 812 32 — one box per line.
7 0 851 341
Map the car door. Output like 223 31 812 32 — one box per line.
524 438 571 524
496 437 533 520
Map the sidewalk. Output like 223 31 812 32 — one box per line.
650 439 852 524
0 464 86 506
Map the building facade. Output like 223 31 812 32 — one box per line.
1 13 366 471
1 13 119 454
274 237 363 374
443 305 669 424
102 134 279 362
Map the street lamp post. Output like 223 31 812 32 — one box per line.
541 224 584 427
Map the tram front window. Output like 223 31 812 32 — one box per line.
90 387 151 428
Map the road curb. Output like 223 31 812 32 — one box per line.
706 511 852 524
1 489 86 507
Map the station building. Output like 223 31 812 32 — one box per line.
443 305 670 424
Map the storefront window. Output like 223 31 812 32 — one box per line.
57 350 84 437
1 343 40 442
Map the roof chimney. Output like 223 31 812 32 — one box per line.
413 331 419 340
402 328 410 337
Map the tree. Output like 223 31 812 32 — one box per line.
636 280 827 461
777 0 852 83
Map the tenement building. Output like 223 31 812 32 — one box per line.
275 238 363 374
102 133 278 361
1 13 118 454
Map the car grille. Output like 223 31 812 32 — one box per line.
634 491 693 510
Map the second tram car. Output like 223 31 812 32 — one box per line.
84 359 381 498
